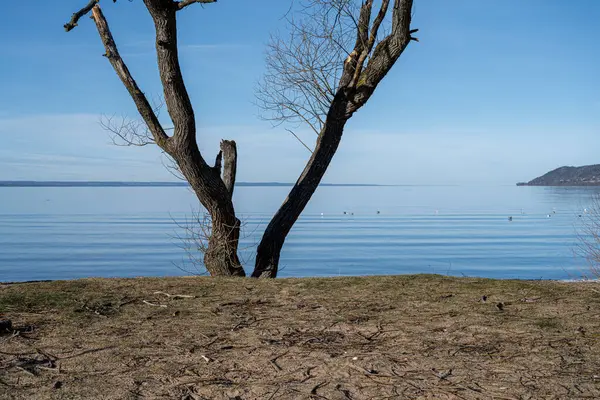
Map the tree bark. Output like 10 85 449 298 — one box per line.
253 93 349 278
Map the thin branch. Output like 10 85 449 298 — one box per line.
161 151 186 181
370 1 392 50
90 5 170 149
286 128 313 154
100 97 165 147
176 0 217 11
64 0 99 32
256 0 355 139
576 193 600 278
101 115 153 147
347 0 376 88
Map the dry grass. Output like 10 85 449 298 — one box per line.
1 275 599 399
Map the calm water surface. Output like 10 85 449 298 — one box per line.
0 185 598 281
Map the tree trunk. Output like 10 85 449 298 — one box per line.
175 144 245 277
252 94 349 278
252 0 415 278
144 1 245 277
70 1 246 277
204 213 244 277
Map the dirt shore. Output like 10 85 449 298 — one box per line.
1 275 599 399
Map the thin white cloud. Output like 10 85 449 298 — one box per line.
0 114 307 182
1 113 596 185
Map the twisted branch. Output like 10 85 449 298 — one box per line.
64 0 99 32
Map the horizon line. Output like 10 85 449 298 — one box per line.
0 180 401 188
0 180 472 188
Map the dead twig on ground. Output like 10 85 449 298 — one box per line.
270 350 289 371
154 291 195 299
143 300 167 308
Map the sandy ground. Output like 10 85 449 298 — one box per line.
1 275 599 399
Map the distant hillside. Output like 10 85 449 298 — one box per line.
517 164 600 186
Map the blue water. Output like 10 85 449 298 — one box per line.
0 185 598 282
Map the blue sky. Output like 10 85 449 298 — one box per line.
1 0 599 184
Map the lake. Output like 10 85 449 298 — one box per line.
1 185 598 282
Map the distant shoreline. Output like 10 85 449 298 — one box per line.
517 182 600 187
517 164 600 186
0 181 393 188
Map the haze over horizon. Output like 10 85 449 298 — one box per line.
1 1 599 185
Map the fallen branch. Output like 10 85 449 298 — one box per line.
35 348 58 361
143 300 167 308
153 291 194 299
60 346 116 361
270 350 289 372
231 316 281 331
310 381 328 396
520 297 541 303
266 387 281 400
117 298 138 308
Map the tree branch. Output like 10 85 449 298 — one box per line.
64 0 99 32
100 97 165 147
410 28 420 41
144 0 198 149
90 5 170 149
352 0 372 56
214 150 223 171
348 0 391 89
286 128 313 154
369 0 392 50
176 0 217 11
364 0 414 84
220 140 237 199
347 0 415 113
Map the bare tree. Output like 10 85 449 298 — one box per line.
576 195 600 278
65 0 245 277
253 0 417 277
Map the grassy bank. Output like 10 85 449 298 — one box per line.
1 275 599 399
